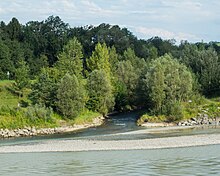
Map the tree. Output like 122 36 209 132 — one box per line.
29 68 60 108
143 54 193 120
69 23 137 57
7 40 25 77
6 17 22 41
116 60 138 110
179 43 220 95
57 74 87 118
115 48 147 110
0 40 13 79
147 37 177 56
14 60 30 95
28 54 49 76
123 47 146 75
108 46 119 74
23 16 69 66
42 16 69 65
86 69 114 115
86 43 111 77
55 37 83 78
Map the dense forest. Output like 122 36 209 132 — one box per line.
1 16 220 126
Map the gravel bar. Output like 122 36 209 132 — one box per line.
0 133 220 153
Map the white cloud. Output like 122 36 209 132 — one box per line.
0 7 5 14
135 26 200 43
0 0 219 42
80 0 120 17
81 0 102 12
161 0 213 19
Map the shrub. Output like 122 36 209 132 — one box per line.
137 114 166 125
163 101 183 122
25 104 53 122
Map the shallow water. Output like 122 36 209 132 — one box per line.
0 111 220 175
0 145 220 176
1 111 220 145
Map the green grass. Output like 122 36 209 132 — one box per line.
137 114 166 126
73 110 101 125
0 80 30 108
0 80 102 130
138 95 220 125
0 80 15 86
0 108 101 130
216 43 220 47
0 113 60 129
0 80 19 108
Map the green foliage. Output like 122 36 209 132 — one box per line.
55 37 83 78
115 60 138 109
0 80 30 108
2 16 220 126
6 17 22 41
108 46 119 73
57 74 87 119
73 110 101 125
0 106 18 117
29 54 49 76
0 105 58 129
180 43 220 95
162 101 183 122
0 40 13 79
23 16 69 66
25 104 53 122
29 68 59 108
143 54 193 118
137 114 166 126
14 59 30 91
203 103 220 118
87 43 111 77
86 69 114 115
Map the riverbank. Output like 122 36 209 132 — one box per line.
0 133 220 153
139 116 220 127
0 116 104 138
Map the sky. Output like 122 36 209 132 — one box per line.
0 0 219 43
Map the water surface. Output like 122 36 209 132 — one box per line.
1 111 220 145
0 111 220 175
0 145 219 176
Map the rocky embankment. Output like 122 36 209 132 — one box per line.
0 117 104 138
177 114 220 126
140 114 220 127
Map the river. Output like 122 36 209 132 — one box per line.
0 111 220 175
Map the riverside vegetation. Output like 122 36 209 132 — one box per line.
0 16 220 134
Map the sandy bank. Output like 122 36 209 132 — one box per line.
0 133 220 153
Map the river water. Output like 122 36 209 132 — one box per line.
0 111 220 175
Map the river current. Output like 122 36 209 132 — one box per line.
0 111 220 175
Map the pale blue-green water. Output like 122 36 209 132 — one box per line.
0 112 220 175
0 145 220 176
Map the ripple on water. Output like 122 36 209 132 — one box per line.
0 145 220 176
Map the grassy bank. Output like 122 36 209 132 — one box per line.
0 80 101 130
137 95 220 126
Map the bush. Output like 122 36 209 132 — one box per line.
137 114 166 125
25 104 53 122
163 101 183 122
143 54 193 118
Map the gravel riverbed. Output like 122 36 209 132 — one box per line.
0 133 220 153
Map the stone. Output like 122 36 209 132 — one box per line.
177 122 182 126
191 117 197 121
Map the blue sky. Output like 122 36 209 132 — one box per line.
0 0 219 43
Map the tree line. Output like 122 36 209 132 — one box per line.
1 16 220 120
